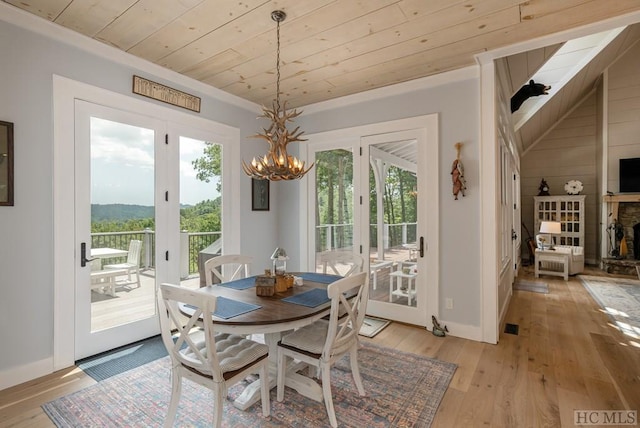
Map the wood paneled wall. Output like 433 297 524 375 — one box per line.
520 93 598 264
607 41 640 191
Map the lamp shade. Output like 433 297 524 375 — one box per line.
539 221 561 235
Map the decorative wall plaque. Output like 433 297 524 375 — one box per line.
132 75 201 113
0 120 14 206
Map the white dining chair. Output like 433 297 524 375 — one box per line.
103 239 142 287
276 271 369 428
157 283 270 427
318 251 364 277
203 254 253 286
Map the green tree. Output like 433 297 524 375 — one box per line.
191 143 222 193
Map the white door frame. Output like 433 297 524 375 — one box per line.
52 75 240 369
300 115 439 327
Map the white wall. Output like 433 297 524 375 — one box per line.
0 15 277 380
290 75 483 328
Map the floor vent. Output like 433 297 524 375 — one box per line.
504 323 519 335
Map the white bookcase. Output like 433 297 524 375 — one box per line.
534 195 585 247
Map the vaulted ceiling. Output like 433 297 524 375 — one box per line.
500 23 640 154
3 0 640 110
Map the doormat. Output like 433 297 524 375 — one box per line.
76 335 167 382
514 279 549 294
359 316 391 338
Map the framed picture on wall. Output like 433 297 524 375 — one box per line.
251 178 269 211
0 121 14 206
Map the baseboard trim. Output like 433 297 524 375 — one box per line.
0 357 53 391
431 320 483 342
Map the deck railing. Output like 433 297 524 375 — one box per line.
91 229 221 277
316 222 417 251
93 223 415 275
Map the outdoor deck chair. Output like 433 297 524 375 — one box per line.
103 239 142 288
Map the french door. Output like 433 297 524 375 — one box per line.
73 101 236 359
74 101 165 358
306 117 438 327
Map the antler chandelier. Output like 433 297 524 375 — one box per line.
242 10 313 181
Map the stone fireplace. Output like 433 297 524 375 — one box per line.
618 202 640 260
603 194 640 275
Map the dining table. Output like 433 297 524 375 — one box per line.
180 272 346 411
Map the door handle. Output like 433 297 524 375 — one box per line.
80 242 97 267
419 236 425 258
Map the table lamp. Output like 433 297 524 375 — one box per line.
539 221 561 250
271 247 289 275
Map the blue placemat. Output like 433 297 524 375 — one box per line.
218 276 256 290
298 272 344 284
186 297 261 320
282 288 330 308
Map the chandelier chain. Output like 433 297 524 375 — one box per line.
276 18 281 113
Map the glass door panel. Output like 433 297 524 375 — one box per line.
88 117 157 332
177 137 223 289
314 148 356 274
368 141 418 307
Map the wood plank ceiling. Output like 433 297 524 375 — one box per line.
3 0 640 110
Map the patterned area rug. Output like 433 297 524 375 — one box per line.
579 275 640 339
43 343 456 427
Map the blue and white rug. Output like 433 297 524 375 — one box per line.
579 275 640 340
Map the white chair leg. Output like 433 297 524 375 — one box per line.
320 363 338 428
349 345 365 396
164 370 182 428
135 268 140 287
212 384 224 428
260 361 271 416
276 348 286 402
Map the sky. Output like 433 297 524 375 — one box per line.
90 117 220 206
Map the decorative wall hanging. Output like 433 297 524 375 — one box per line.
251 178 270 211
132 75 201 112
451 142 466 200
241 10 313 181
510 80 551 113
564 179 583 195
537 178 550 196
0 120 14 206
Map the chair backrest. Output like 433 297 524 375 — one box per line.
323 271 369 358
319 251 364 277
203 254 252 286
126 239 142 266
158 283 224 381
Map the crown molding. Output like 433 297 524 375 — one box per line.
0 2 261 114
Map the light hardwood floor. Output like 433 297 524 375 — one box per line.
1 266 638 427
